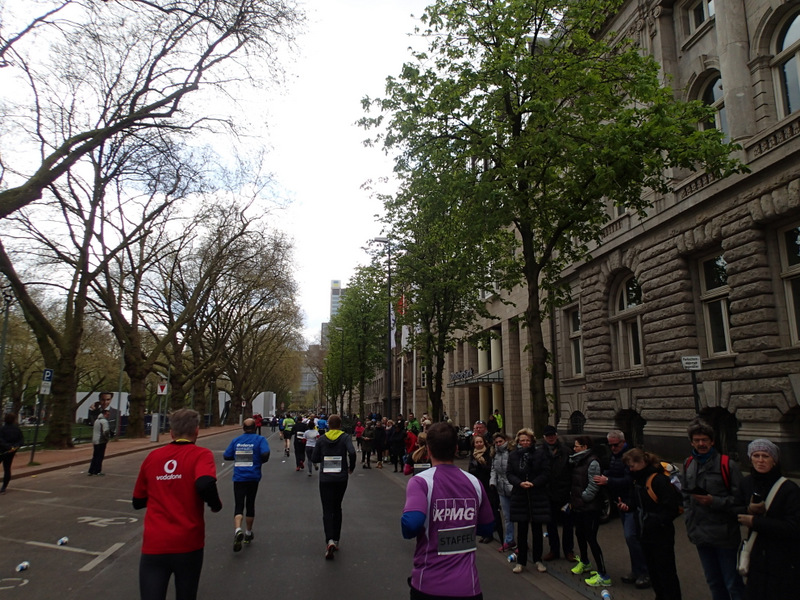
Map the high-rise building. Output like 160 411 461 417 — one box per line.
330 279 344 318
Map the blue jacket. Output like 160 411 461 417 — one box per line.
224 433 270 482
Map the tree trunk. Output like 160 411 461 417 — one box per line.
43 357 79 448
125 359 150 438
524 270 550 439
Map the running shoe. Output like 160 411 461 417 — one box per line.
571 560 592 574
585 572 612 587
233 529 244 552
244 532 254 545
325 541 336 560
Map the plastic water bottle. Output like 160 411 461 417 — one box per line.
507 552 517 563
601 590 612 600
15 561 29 572
57 536 69 546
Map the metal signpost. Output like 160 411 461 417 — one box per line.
681 356 702 414
29 368 53 464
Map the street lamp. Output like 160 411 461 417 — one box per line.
335 326 345 416
0 286 14 405
371 236 392 418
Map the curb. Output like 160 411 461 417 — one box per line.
12 426 239 481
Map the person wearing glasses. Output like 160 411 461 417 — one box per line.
473 420 489 443
594 430 650 589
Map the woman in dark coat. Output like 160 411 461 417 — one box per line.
387 419 407 473
736 438 800 600
374 418 386 469
0 413 25 494
468 433 499 543
506 428 551 574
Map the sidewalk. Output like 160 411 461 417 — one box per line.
10 423 242 480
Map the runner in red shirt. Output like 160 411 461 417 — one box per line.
133 409 222 600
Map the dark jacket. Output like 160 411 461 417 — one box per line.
681 449 744 549
507 445 551 523
629 463 681 539
570 450 601 512
739 467 800 600
543 440 573 504
361 425 375 452
311 430 356 483
388 426 406 452
0 423 24 453
604 442 634 503
468 449 492 491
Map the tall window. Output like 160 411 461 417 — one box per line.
701 75 729 143
776 13 800 118
689 0 715 32
779 224 800 343
610 276 644 370
566 306 583 376
699 254 731 354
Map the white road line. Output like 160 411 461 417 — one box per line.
26 541 98 556
79 542 125 572
5 487 52 494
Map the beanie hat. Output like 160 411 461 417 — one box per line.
747 438 780 463
542 425 558 436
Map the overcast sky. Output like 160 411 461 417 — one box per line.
264 0 431 344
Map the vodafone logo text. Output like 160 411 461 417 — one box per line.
156 459 182 481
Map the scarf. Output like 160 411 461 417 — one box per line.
473 446 488 465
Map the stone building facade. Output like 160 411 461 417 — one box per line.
438 0 800 465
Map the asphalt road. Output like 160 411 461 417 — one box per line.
0 431 579 600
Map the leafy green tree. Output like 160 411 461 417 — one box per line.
382 168 517 422
362 0 745 436
327 264 386 419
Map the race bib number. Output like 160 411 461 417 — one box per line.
322 456 343 473
413 463 432 475
234 450 253 468
437 525 477 555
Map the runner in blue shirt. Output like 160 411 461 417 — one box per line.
223 418 270 551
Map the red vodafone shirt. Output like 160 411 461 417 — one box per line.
133 442 217 554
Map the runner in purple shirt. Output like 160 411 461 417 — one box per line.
402 422 495 600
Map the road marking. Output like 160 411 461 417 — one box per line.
0 578 28 590
77 516 138 527
79 543 125 572
5 487 51 494
27 541 97 555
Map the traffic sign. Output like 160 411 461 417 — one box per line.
681 356 702 371
39 369 53 395
157 382 168 395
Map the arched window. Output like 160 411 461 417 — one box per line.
610 275 644 370
700 75 729 142
776 13 800 117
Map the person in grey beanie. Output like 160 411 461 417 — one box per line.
736 438 800 600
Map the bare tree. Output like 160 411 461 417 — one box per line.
0 127 196 446
0 0 303 219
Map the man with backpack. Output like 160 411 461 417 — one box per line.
680 419 745 600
